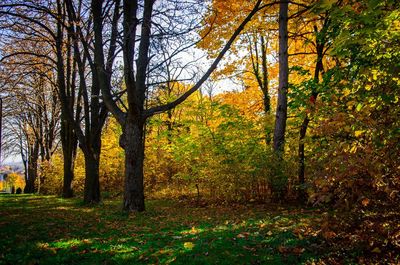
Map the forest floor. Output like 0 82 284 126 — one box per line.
0 194 394 265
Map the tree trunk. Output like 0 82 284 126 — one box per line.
121 118 145 212
270 0 289 202
21 144 28 186
83 152 101 204
61 118 77 198
24 142 39 193
24 172 36 193
166 110 174 183
62 145 75 198
263 94 272 145
298 115 310 201
273 0 289 154
297 23 326 203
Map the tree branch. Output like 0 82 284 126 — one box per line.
144 0 263 118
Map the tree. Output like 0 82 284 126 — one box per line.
198 1 280 145
0 0 78 197
0 0 118 202
296 13 331 202
91 0 265 211
0 34 61 193
63 0 120 203
272 0 289 153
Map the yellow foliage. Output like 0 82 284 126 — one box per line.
4 173 25 191
100 118 124 193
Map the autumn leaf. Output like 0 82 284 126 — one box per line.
322 231 337 240
236 233 246 238
183 242 195 250
361 198 370 207
371 247 381 253
292 247 306 255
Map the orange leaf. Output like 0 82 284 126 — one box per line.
323 231 337 239
361 198 370 207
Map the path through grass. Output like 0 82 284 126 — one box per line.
0 195 336 264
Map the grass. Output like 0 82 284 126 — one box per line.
0 194 343 264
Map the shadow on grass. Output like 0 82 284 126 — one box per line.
0 195 356 265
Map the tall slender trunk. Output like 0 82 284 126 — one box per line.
270 0 289 202
263 94 272 145
166 110 174 182
122 118 145 212
250 34 270 145
20 139 28 186
297 23 326 202
261 45 271 145
298 116 310 200
260 35 270 113
273 0 289 154
61 118 77 198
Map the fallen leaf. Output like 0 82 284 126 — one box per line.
323 231 336 239
237 233 246 238
292 247 305 255
371 247 381 253
278 246 288 254
183 242 195 250
361 198 370 207
243 245 256 252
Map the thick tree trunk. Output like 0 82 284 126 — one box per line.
24 168 36 194
83 152 101 204
273 0 289 154
121 119 145 212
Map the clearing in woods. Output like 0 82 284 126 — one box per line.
0 194 381 264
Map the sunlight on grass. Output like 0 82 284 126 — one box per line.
0 195 334 264
55 206 75 211
180 226 204 235
183 242 195 250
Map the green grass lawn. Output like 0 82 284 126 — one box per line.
0 194 345 264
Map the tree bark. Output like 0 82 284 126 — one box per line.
61 124 77 198
24 141 39 193
62 151 75 198
83 151 101 204
273 0 289 154
56 0 78 199
65 0 112 204
263 94 272 145
121 118 145 212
